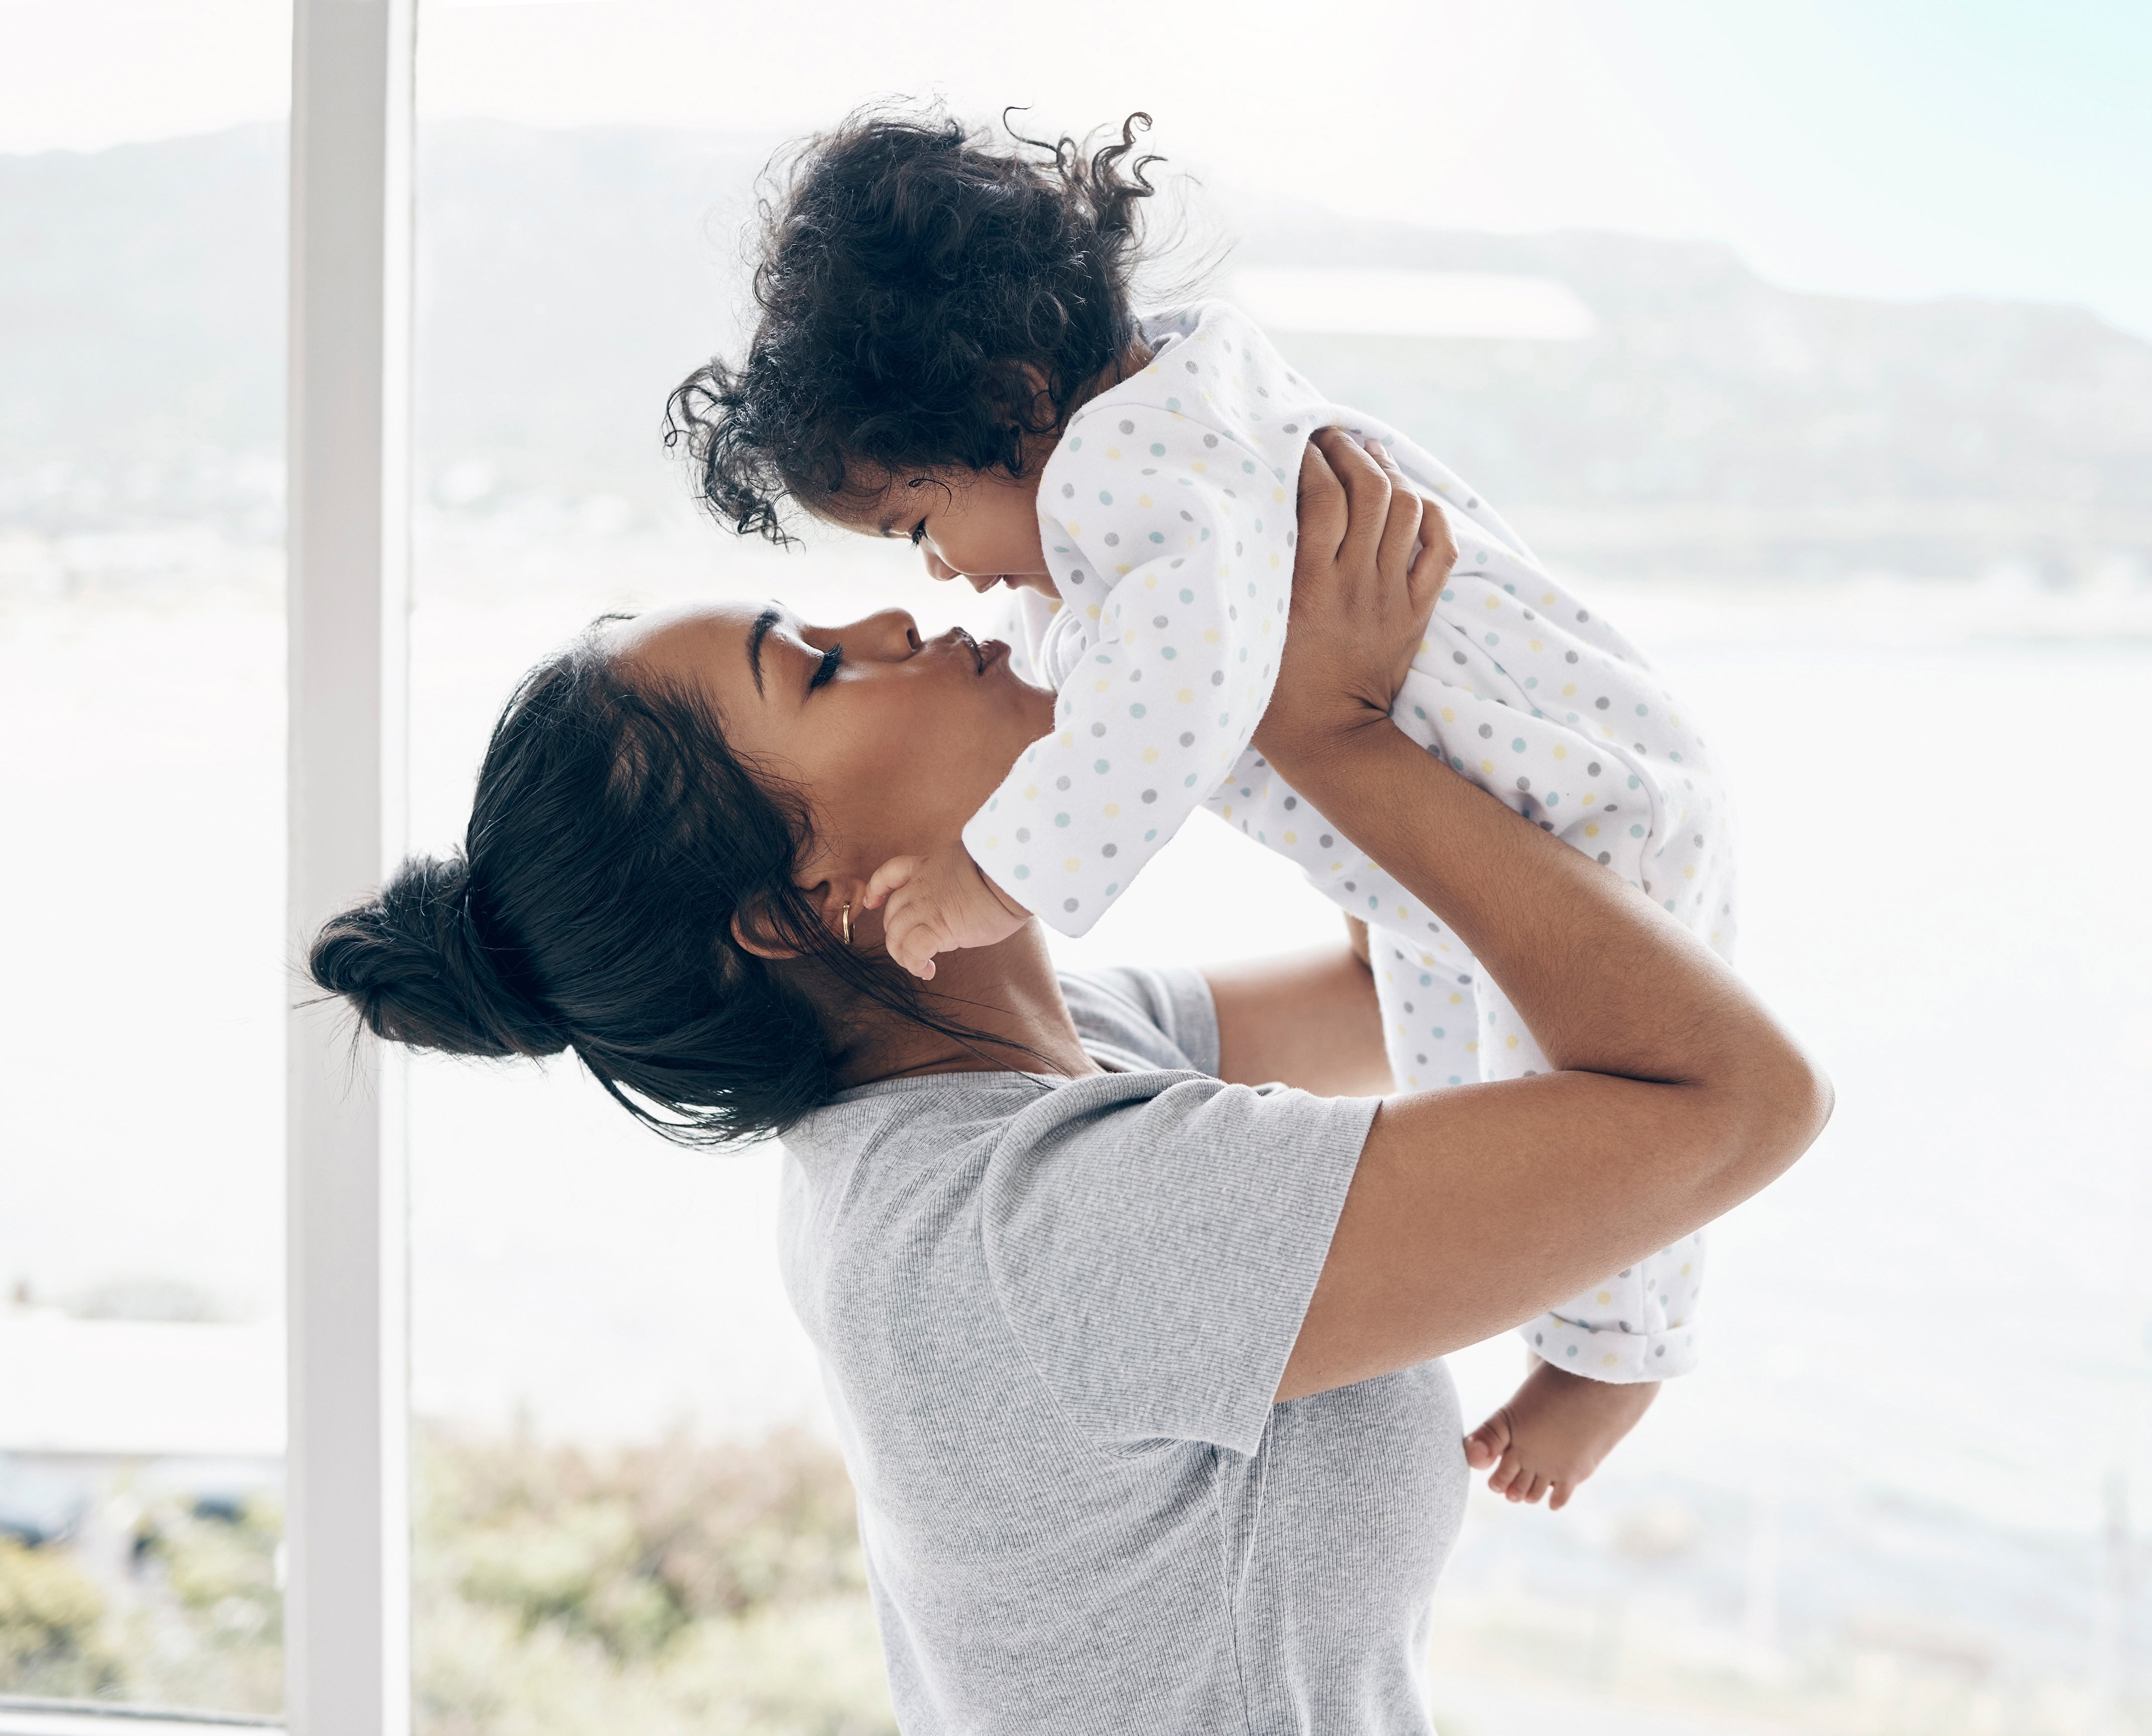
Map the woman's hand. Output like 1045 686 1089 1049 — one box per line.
1252 429 1454 779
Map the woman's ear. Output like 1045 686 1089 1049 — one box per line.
729 882 860 961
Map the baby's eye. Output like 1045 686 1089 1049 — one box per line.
810 644 844 690
908 520 928 547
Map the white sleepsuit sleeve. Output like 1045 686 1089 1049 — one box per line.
962 402 1298 937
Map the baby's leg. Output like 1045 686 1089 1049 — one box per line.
1476 969 1705 1380
1368 927 1479 1095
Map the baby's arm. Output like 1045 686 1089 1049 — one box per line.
867 844 1031 981
959 405 1297 941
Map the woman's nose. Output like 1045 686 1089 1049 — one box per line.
848 608 922 656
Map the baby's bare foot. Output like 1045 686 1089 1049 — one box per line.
1464 1359 1658 1510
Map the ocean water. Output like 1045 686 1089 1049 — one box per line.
6 532 2152 1703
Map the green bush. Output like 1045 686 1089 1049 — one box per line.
0 1535 121 1699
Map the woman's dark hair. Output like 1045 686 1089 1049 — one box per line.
308 621 962 1145
667 105 1163 541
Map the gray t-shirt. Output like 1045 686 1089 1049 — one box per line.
778 967 1468 1735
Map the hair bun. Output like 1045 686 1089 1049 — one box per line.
309 855 567 1060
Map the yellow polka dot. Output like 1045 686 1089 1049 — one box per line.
1116 564 1131 576
1203 628 1220 644
1094 679 1110 692
1584 822 1600 837
1272 486 1285 502
1483 596 1500 610
1680 1263 1692 1276
1137 493 1153 508
1479 758 1494 774
1582 792 1595 806
1085 603 1101 619
1191 461 1207 474
1141 747 1158 764
1552 744 1567 759
1596 1290 1612 1305
1283 830 1297 844
1064 857 1079 872
1261 619 1272 633
1529 638 1543 652
1067 522 1080 536
1270 553 1280 568
1449 992 1463 1005
1541 592 1556 605
1103 803 1120 818
1142 576 1155 589
1670 714 1682 728
1505 1034 1520 1049
1058 731 1074 747
1561 682 1576 697
1221 805 1233 819
1023 786 1038 800
1440 706 1455 723
1683 864 1696 880
1602 1353 1619 1368
1105 446 1121 460
1178 688 1194 703
983 835 998 849
1397 905 1408 920
1331 861 1344 873
1420 953 1434 966
1465 1040 1478 1053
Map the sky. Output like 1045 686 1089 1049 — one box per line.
1 0 2147 338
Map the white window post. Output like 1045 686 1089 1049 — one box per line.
284 1 415 1732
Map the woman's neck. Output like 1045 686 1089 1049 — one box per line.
825 921 1101 1090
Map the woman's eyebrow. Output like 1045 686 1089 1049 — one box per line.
745 606 781 696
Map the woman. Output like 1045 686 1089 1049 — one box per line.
313 432 1828 1735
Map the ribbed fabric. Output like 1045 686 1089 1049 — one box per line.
779 968 1467 1734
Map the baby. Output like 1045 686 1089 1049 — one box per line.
671 110 1729 1510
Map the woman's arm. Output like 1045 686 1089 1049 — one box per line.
1265 432 1832 1402
1205 919 1390 1097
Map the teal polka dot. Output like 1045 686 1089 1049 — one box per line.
1165 398 1180 412
1093 759 1109 773
1630 824 1645 837
1055 813 1071 827
1148 531 1164 543
1143 829 1157 841
1160 646 1176 660
1129 703 1147 718
1179 588 1194 603
1014 865 1030 879
1069 437 1083 450
1098 491 1113 504
1511 737 1526 752
1150 443 1166 456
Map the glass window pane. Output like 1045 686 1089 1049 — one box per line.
0 1 290 1716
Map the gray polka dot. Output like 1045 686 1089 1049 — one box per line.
1587 761 1601 776
1319 834 1333 848
1015 828 1031 842
1595 696 1610 709
1101 843 1117 857
1055 776 1071 791
1118 418 1134 435
1061 483 1074 498
1202 431 1217 445
1063 898 1079 913
1090 722 1106 736
1453 651 1467 666
1596 851 1611 864
1179 732 1195 747
1283 796 1297 810
1152 615 1168 628
1477 723 1493 738
1103 532 1119 547
1141 790 1157 804
1565 649 1579 664
1210 671 1224 686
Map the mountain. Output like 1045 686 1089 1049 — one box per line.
4 122 2148 581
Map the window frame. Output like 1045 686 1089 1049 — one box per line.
283 1 416 1731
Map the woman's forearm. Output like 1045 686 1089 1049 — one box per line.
1277 723 1824 1164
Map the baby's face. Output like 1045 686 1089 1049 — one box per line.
845 463 1061 600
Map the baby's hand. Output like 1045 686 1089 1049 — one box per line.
1463 1359 1658 1510
865 843 1032 981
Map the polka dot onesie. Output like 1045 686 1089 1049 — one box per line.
965 301 1727 1381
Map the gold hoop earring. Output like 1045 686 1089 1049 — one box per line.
840 901 853 947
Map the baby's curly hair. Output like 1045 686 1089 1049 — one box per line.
666 106 1163 541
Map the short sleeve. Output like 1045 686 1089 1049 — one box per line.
1060 965 1221 1077
980 1073 1374 1455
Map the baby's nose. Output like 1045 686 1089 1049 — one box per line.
921 547 958 582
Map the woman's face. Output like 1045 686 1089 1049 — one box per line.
612 600 1056 886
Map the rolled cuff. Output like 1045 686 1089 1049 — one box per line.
1520 1314 1698 1383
